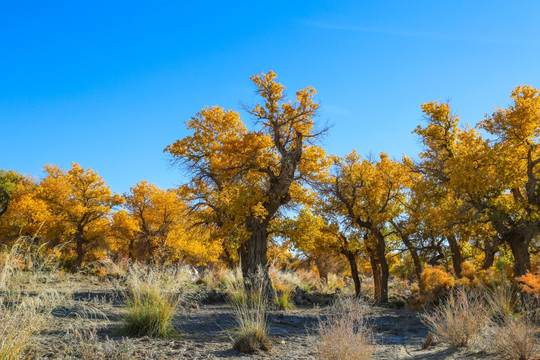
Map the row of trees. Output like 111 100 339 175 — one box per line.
2 72 539 302
0 166 221 269
165 73 540 301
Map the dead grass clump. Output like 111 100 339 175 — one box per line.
0 238 64 360
0 294 58 360
51 328 135 360
488 316 539 360
314 296 376 360
422 287 488 348
483 276 520 322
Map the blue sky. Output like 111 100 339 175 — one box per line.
1 1 539 194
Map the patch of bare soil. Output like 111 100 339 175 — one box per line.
34 287 500 359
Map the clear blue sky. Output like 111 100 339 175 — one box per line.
1 1 539 194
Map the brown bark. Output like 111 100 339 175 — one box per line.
507 230 532 277
221 244 236 269
374 230 389 303
128 237 135 260
314 256 329 283
241 219 275 301
447 234 463 278
75 236 85 271
342 249 362 297
482 236 500 270
401 234 424 292
368 249 382 300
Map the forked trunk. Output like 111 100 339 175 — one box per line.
314 256 329 283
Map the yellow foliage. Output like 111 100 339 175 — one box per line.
111 181 221 266
516 271 540 298
420 265 455 297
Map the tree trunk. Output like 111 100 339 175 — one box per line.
241 220 275 301
374 231 389 303
314 256 329 283
506 230 532 277
221 244 236 269
75 236 85 271
482 236 500 270
342 249 362 297
369 251 382 300
401 234 424 293
128 237 135 260
366 242 386 302
447 234 463 278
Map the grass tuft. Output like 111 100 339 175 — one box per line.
314 296 376 360
422 287 488 348
228 267 271 354
118 264 193 338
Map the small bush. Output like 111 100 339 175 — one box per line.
422 287 488 347
517 271 540 298
314 297 376 360
420 265 455 302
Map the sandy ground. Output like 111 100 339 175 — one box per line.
30 286 507 360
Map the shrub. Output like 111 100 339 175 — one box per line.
422 287 488 347
269 266 297 310
314 297 376 360
421 265 455 294
517 271 540 298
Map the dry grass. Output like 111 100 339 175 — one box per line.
0 237 65 360
483 276 519 321
482 286 539 360
314 296 376 360
422 287 488 348
488 316 539 360
118 264 194 338
227 268 271 354
0 292 61 360
47 328 135 360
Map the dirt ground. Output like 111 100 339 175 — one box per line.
31 286 503 360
